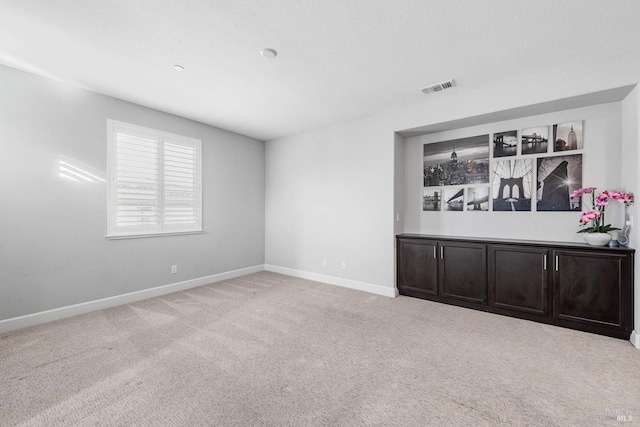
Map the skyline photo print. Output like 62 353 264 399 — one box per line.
424 135 490 187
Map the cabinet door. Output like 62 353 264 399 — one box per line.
439 241 487 303
488 245 549 316
553 250 630 331
397 239 438 296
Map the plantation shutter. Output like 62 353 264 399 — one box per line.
108 120 202 238
113 124 160 233
163 135 202 231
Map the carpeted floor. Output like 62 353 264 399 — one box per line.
1 271 638 426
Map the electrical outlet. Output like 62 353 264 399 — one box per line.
322 259 327 267
341 261 346 270
171 265 177 274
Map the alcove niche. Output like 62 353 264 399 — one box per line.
393 84 640 347
393 84 638 244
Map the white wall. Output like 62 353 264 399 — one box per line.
0 65 265 321
264 121 394 293
394 133 405 237
404 102 625 242
621 85 640 345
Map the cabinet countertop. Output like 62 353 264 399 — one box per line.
396 234 635 253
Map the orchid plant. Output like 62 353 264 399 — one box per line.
570 187 634 233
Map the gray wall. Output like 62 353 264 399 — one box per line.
0 65 265 321
265 120 394 289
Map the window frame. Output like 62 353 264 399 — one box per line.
106 119 203 239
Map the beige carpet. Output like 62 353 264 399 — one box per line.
1 271 638 426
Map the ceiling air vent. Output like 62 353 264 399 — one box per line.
420 79 456 94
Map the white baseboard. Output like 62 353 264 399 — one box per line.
0 265 265 335
631 330 640 349
265 264 398 298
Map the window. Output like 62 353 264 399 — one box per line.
107 120 202 238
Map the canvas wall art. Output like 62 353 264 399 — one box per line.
466 187 489 211
521 126 549 155
492 159 533 211
443 187 465 211
492 130 517 158
553 121 583 152
423 135 489 187
536 154 583 211
423 188 442 211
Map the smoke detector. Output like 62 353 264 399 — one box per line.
420 79 456 94
261 48 278 59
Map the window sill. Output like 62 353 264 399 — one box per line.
106 230 203 240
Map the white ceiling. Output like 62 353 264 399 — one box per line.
1 0 639 141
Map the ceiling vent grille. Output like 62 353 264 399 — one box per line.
420 79 456 94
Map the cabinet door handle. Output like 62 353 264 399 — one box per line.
543 254 547 270
555 256 558 272
440 246 444 259
433 246 436 259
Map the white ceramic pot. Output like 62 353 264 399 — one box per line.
583 232 612 246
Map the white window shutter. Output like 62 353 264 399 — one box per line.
108 120 202 238
163 135 202 231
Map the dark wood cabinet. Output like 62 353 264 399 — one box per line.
397 234 634 340
397 239 438 296
553 249 632 333
397 238 486 306
440 241 486 304
489 245 549 317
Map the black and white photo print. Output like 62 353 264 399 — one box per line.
423 135 490 187
492 159 533 211
466 187 489 211
443 187 465 211
521 126 549 155
493 130 517 158
536 154 583 211
423 188 442 211
553 121 583 152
